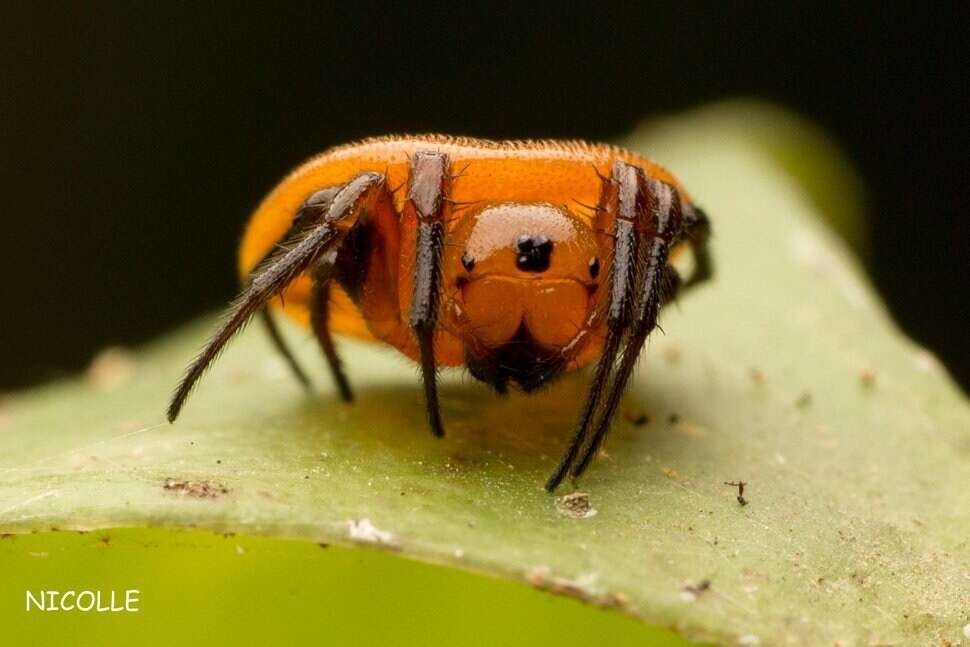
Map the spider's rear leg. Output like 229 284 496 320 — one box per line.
259 308 312 390
681 205 712 291
167 173 385 422
309 277 354 402
250 186 344 392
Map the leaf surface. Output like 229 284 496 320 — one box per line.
2 102 967 646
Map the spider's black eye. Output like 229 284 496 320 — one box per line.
588 257 600 279
461 252 475 272
515 234 553 273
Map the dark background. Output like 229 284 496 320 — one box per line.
2 4 967 391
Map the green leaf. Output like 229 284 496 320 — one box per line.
2 102 967 646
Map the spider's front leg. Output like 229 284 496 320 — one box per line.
568 177 684 480
406 151 452 438
545 161 647 491
546 165 685 490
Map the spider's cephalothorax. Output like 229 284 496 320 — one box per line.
445 202 600 393
166 136 712 491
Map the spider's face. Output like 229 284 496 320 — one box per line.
444 202 601 352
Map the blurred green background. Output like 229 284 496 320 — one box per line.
1 529 689 647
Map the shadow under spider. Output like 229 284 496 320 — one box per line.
271 365 707 482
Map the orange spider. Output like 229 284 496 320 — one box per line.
167 135 712 490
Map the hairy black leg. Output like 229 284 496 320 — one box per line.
682 205 713 290
406 151 450 438
250 186 342 388
545 161 646 491
167 172 384 422
309 278 354 402
663 265 683 305
570 179 681 479
259 308 311 389
545 327 624 491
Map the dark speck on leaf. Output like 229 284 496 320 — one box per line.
625 411 649 426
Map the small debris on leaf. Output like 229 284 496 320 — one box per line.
724 480 748 506
163 478 229 499
556 492 598 519
680 578 711 602
347 518 397 547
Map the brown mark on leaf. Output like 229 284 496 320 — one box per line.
662 346 682 365
555 492 598 519
624 410 649 426
662 466 680 480
85 347 136 392
163 478 229 499
673 421 706 437
525 566 628 608
859 367 876 388
749 367 766 384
